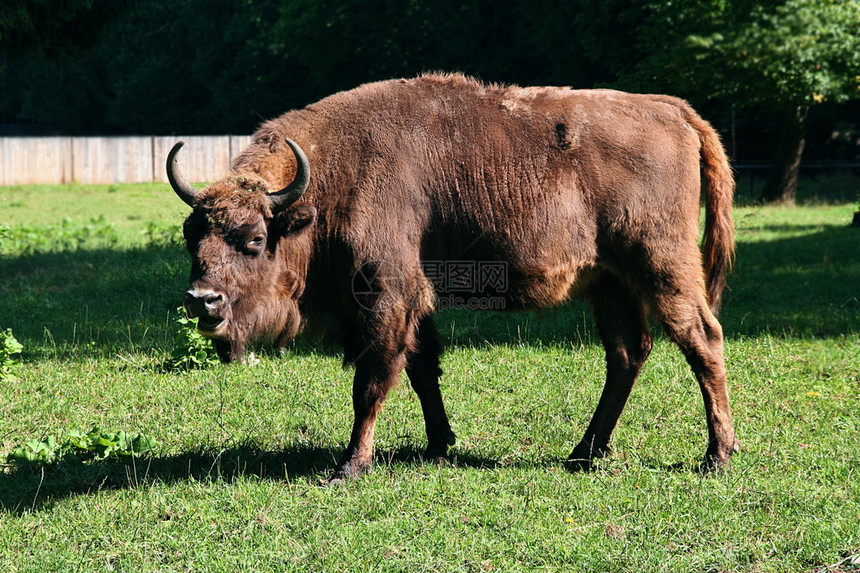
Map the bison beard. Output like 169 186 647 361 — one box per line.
167 73 739 482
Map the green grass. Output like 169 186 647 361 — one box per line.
1 183 859 572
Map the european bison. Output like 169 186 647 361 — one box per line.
167 73 738 481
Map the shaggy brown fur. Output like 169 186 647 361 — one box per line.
171 73 737 481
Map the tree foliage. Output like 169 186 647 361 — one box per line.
630 0 860 109
634 0 860 203
0 0 133 59
2 1 550 134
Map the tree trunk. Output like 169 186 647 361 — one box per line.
761 105 809 205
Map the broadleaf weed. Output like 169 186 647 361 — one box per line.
0 328 24 381
167 307 219 370
6 426 159 466
0 217 118 256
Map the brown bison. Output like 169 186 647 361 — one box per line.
167 73 738 482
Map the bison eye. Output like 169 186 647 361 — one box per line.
246 236 266 253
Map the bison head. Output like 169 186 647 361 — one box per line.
167 139 316 362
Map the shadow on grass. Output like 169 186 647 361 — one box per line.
719 222 859 337
1 439 725 514
0 443 504 514
0 243 188 356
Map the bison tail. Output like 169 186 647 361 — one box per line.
688 110 735 314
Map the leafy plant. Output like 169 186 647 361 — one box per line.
0 216 119 256
0 223 13 246
144 220 182 247
167 306 220 370
7 426 159 465
0 328 24 381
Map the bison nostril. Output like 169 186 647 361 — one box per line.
184 288 226 318
204 293 223 311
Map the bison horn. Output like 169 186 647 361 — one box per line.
166 141 199 207
268 138 311 213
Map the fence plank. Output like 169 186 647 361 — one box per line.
72 137 154 184
155 136 230 184
0 136 250 185
0 137 72 185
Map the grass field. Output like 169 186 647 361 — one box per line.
1 182 859 572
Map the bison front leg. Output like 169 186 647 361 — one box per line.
405 316 456 460
328 348 407 483
328 297 425 483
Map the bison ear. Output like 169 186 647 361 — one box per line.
282 269 300 296
276 204 317 236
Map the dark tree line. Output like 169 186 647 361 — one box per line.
0 0 131 57
2 0 858 203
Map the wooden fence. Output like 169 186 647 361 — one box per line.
0 136 252 185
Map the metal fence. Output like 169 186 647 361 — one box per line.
0 136 253 185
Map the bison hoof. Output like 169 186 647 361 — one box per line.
699 441 739 473
699 452 734 473
567 441 610 472
424 429 456 461
566 456 596 472
321 474 349 487
324 460 371 485
422 447 450 464
699 456 730 474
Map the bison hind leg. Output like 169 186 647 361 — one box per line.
569 272 652 471
654 291 737 471
406 316 457 460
